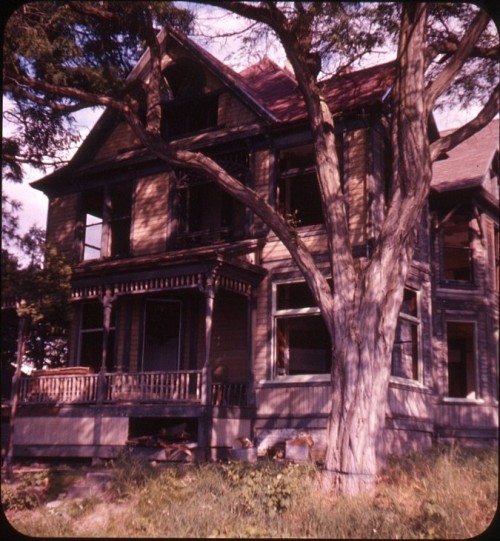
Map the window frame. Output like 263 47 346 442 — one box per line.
81 182 133 261
390 287 423 386
439 207 476 286
444 319 480 401
77 301 116 372
271 279 332 382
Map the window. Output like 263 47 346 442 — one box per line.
441 211 474 283
161 59 218 139
274 281 332 376
176 153 248 247
82 183 132 260
391 288 420 381
78 302 115 372
446 321 477 399
278 145 323 227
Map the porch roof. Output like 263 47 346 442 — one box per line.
71 249 266 300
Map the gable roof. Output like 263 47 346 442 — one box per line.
31 28 395 192
431 119 499 193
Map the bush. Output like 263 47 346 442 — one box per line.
1 472 48 511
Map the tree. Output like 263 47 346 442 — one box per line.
3 2 498 494
2 238 72 479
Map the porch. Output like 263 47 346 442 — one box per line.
18 370 249 407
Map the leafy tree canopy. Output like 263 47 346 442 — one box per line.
2 1 194 180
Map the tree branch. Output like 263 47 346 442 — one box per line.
6 74 131 116
4 84 89 113
425 9 491 115
430 82 500 162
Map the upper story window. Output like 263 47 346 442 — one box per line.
278 144 323 227
175 151 249 248
440 208 475 284
273 280 332 377
82 183 132 261
391 288 421 382
161 59 218 139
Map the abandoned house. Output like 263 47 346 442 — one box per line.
5 26 498 461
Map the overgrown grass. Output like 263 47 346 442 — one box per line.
3 445 498 538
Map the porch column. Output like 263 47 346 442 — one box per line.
97 286 117 403
200 268 219 406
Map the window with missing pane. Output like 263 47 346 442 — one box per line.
274 281 332 376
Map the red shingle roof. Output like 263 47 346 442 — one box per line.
431 119 499 193
239 58 395 123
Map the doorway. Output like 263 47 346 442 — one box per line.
142 300 182 372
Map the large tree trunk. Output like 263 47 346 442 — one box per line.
321 4 431 495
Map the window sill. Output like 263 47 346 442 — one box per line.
259 374 331 385
389 376 429 391
440 397 485 405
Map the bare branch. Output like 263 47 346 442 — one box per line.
430 82 500 162
425 9 491 115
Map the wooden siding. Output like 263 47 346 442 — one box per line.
345 128 368 245
386 384 433 419
211 290 248 381
252 276 271 382
256 382 331 417
435 402 498 429
94 121 139 162
219 92 258 128
132 173 169 255
46 193 80 260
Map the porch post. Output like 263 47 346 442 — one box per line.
97 286 117 403
201 269 218 406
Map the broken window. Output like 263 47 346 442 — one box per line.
78 301 115 372
278 145 323 227
274 281 332 376
161 59 219 139
391 288 420 381
446 321 477 399
175 153 248 247
82 183 132 260
441 210 474 283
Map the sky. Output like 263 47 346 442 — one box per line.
1 3 489 250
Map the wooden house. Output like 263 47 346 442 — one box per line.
9 26 498 461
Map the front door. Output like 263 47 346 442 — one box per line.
142 300 181 372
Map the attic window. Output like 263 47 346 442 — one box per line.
161 59 218 139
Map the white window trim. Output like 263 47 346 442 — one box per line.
271 278 329 380
390 287 423 385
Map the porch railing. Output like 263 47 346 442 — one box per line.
211 382 248 407
106 371 202 402
18 371 249 407
19 373 100 404
18 370 202 406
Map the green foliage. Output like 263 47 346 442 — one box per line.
1 235 72 369
4 448 498 538
222 459 313 517
110 451 157 496
1 472 48 511
3 1 195 172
